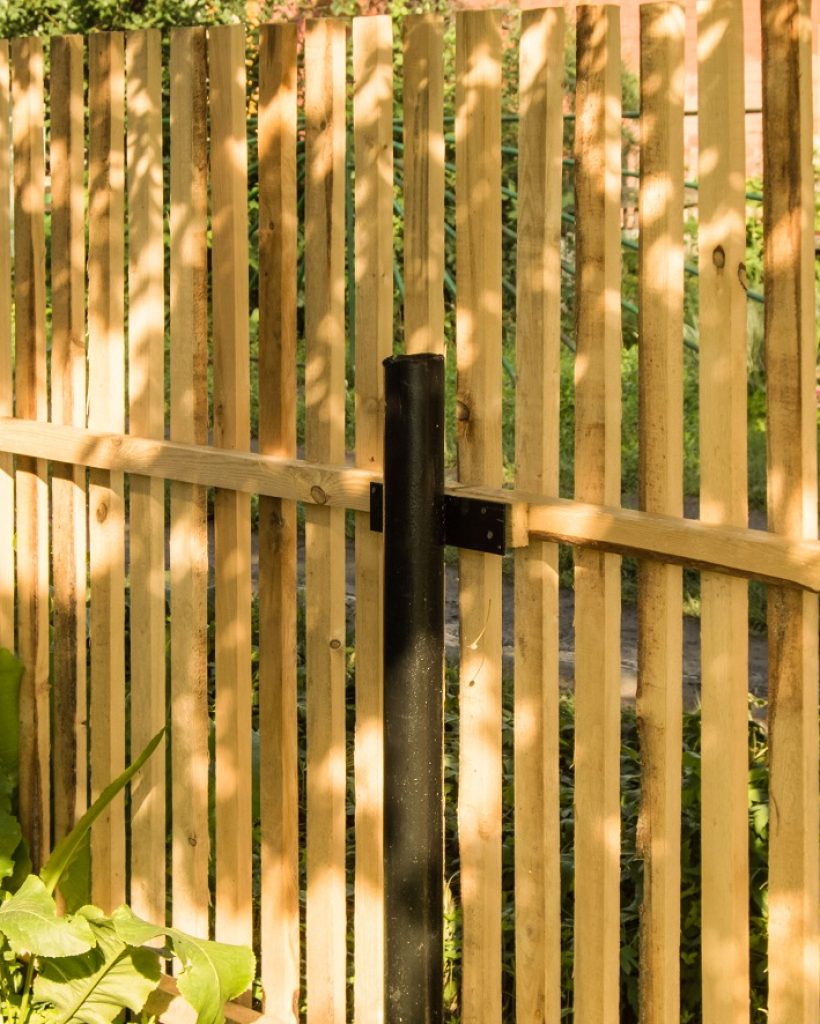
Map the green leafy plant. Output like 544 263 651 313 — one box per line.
0 649 255 1024
437 657 775 1023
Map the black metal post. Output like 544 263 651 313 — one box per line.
383 353 444 1024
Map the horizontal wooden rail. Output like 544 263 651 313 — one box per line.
0 416 375 508
0 416 817 591
145 975 280 1024
521 498 817 591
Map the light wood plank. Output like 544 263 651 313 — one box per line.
50 33 88 841
513 8 563 1024
169 26 211 941
353 15 392 1024
258 22 300 1021
2 419 819 591
146 975 269 1024
87 30 127 910
126 27 166 926
696 3 750 1020
523 497 818 589
636 7 685 1023
403 14 444 356
304 19 347 1024
0 42 13 655
572 8 622 1023
12 36 50 869
208 22 254 954
455 12 503 1024
761 2 820 1021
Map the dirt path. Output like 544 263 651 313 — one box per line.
247 525 770 710
438 564 768 710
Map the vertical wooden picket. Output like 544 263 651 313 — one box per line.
0 43 13 657
12 36 50 869
50 34 87 841
403 14 444 357
636 6 684 1022
696 2 750 1020
304 19 347 1024
572 8 622 1023
10 38 50 856
761 2 820 1021
208 22 254 955
87 31 127 909
455 12 503 1023
514 8 563 1023
126 27 166 925
169 26 211 941
353 15 393 1024
258 21 300 1020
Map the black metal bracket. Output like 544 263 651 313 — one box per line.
370 482 506 556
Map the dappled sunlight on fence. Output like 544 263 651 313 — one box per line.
126 28 168 931
10 34 51 877
0 43 12 658
761 1 819 1020
0 5 816 1023
634 5 685 1019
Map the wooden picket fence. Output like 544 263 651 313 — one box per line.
0 3 817 1023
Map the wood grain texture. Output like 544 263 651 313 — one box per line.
258 22 300 1021
304 19 347 1024
455 12 503 1024
572 8 622 1023
169 26 211 941
524 497 819 589
513 9 563 1024
636 7 684 1022
208 22 253 954
49 33 88 841
87 31 127 910
2 418 819 591
126 27 166 925
761 2 820 1021
353 16 392 1024
12 35 50 869
403 14 444 356
0 43 13 655
146 975 269 1024
696 3 750 1019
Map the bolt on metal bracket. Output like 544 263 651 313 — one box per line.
369 482 507 556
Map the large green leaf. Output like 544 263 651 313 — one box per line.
0 755 29 894
0 649 23 792
0 770 13 807
111 907 255 1024
6 834 32 895
0 803 22 884
33 909 161 1024
109 906 163 947
39 727 164 895
57 832 91 914
0 876 95 957
172 933 255 1024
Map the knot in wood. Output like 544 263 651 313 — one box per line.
712 245 726 269
96 502 108 523
310 485 327 505
329 638 342 650
456 399 471 423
